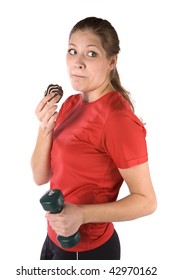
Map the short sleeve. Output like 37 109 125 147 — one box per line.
102 110 148 168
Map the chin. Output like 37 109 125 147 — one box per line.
71 83 85 92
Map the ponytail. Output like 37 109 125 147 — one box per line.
111 68 134 111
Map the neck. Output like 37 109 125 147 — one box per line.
82 82 115 103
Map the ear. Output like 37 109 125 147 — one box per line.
109 55 117 70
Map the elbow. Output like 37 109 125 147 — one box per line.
145 195 157 216
34 179 48 186
31 169 51 186
32 175 50 186
31 162 52 186
152 197 157 213
148 201 157 215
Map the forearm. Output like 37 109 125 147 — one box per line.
80 193 156 224
31 126 53 185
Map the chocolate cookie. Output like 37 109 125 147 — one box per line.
44 84 63 103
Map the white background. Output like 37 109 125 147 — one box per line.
0 0 173 278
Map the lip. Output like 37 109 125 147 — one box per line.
72 74 86 78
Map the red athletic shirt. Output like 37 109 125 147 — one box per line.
48 91 148 252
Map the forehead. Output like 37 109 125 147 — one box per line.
69 30 102 47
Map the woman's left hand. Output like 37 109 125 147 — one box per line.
46 203 83 237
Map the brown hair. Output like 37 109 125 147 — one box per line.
69 16 134 111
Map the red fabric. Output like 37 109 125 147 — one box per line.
48 91 148 252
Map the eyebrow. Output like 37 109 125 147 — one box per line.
69 43 99 48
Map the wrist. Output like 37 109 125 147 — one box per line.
78 203 114 224
78 204 96 224
39 125 54 138
78 205 88 225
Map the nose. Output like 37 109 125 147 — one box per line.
73 55 85 70
74 64 84 70
74 62 84 70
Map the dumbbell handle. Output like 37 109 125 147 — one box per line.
40 189 80 248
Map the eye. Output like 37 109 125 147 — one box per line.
68 49 77 55
88 51 97 57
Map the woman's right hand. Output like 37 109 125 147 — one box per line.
31 93 62 185
35 93 61 133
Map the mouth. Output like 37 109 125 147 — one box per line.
72 74 86 78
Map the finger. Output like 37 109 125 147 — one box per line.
46 212 62 222
35 98 47 115
41 110 58 128
37 104 57 122
35 94 60 116
39 95 60 120
46 111 58 125
47 93 62 103
43 95 61 113
35 96 50 117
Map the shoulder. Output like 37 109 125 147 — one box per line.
107 92 145 129
102 92 148 168
62 93 81 108
58 93 81 118
106 91 132 115
103 92 147 140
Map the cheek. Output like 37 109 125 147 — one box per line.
66 56 72 70
93 65 109 79
66 62 72 76
93 59 109 72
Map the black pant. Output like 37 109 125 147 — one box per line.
40 230 120 260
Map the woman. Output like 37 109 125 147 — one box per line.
31 17 157 260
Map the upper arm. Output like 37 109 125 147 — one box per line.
118 162 156 201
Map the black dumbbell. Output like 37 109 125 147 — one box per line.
40 189 80 248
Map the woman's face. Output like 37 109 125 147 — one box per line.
66 30 116 100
